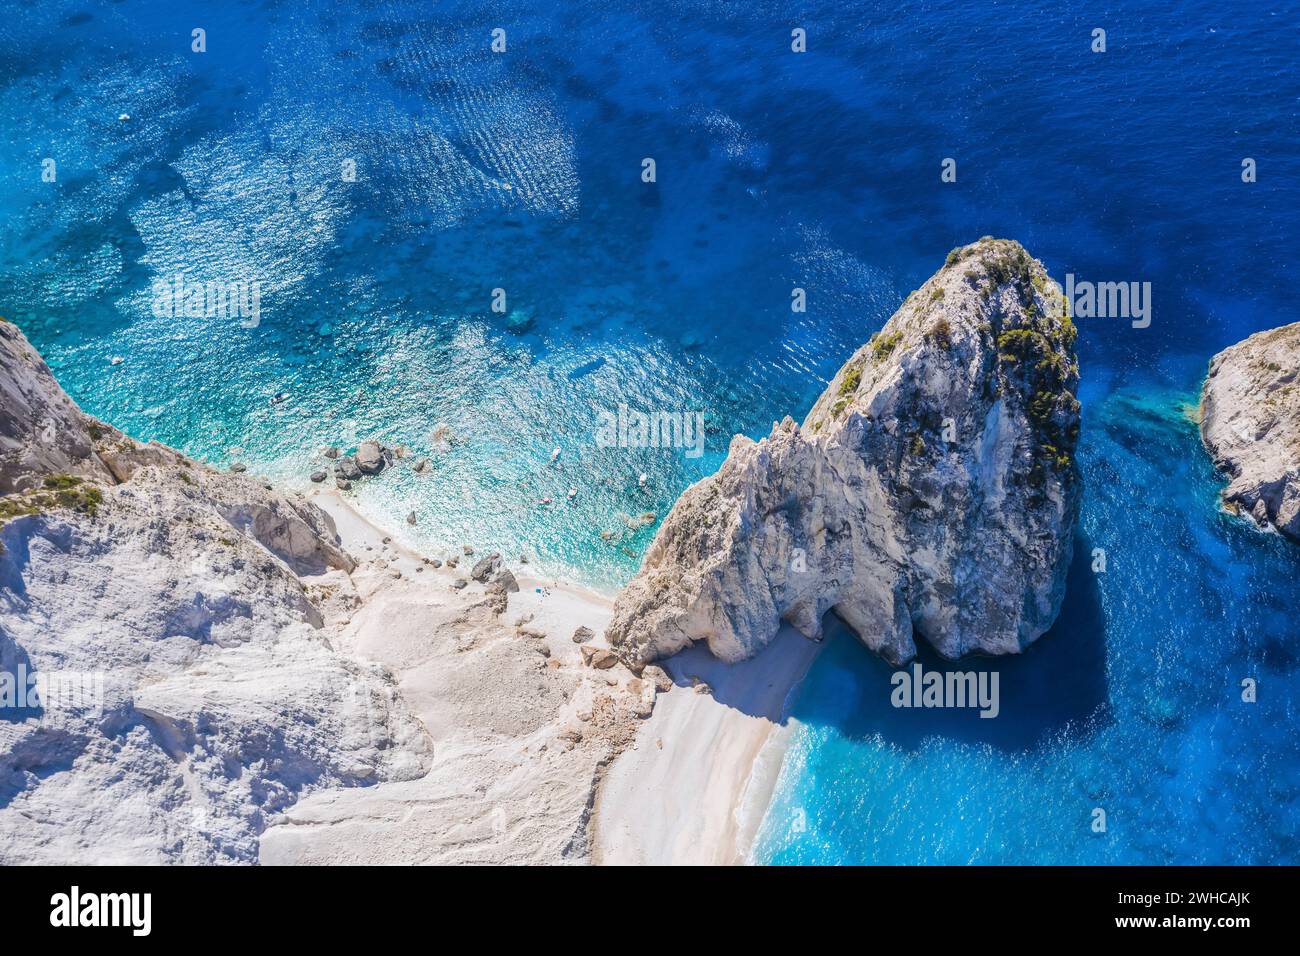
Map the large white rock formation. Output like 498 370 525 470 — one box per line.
1200 321 1300 542
608 238 1082 666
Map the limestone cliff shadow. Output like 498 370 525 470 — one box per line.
785 532 1110 753
662 624 825 725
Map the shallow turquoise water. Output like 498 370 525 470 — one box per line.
2 0 1297 862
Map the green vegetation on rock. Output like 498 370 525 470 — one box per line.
0 474 104 524
870 331 904 364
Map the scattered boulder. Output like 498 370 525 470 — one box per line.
405 511 417 525
641 664 673 693
412 457 431 474
470 552 502 582
355 441 385 475
626 678 655 717
323 447 341 459
580 646 619 669
572 626 595 644
335 457 362 481
429 423 452 452
625 511 656 530
230 462 247 473
310 470 327 483
494 568 519 593
451 578 468 590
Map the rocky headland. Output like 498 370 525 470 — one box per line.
607 238 1082 667
1200 322 1300 542
0 319 643 864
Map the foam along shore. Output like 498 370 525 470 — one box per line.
592 625 822 865
295 490 821 866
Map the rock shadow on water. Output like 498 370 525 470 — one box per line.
784 532 1109 753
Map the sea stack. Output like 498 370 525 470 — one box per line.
607 238 1082 667
1200 321 1300 542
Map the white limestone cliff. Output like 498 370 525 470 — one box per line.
1200 321 1300 542
607 238 1082 666
0 319 430 863
0 318 644 864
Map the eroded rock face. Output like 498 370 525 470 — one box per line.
1200 322 1300 542
0 322 428 863
608 238 1082 666
0 320 117 494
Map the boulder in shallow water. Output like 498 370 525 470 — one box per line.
335 457 362 481
355 441 385 475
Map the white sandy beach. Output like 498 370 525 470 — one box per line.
285 489 819 866
592 628 821 865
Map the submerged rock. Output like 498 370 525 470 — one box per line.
607 238 1082 667
1200 321 1300 542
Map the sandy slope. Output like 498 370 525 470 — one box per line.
259 491 641 864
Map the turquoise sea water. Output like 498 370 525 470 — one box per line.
2 1 1298 863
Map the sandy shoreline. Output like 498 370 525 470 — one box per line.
592 628 821 865
307 488 820 866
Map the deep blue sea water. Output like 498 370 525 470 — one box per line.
2 1 1297 863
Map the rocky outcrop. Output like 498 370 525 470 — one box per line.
1200 322 1300 542
608 238 1082 666
0 320 118 494
0 322 429 863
